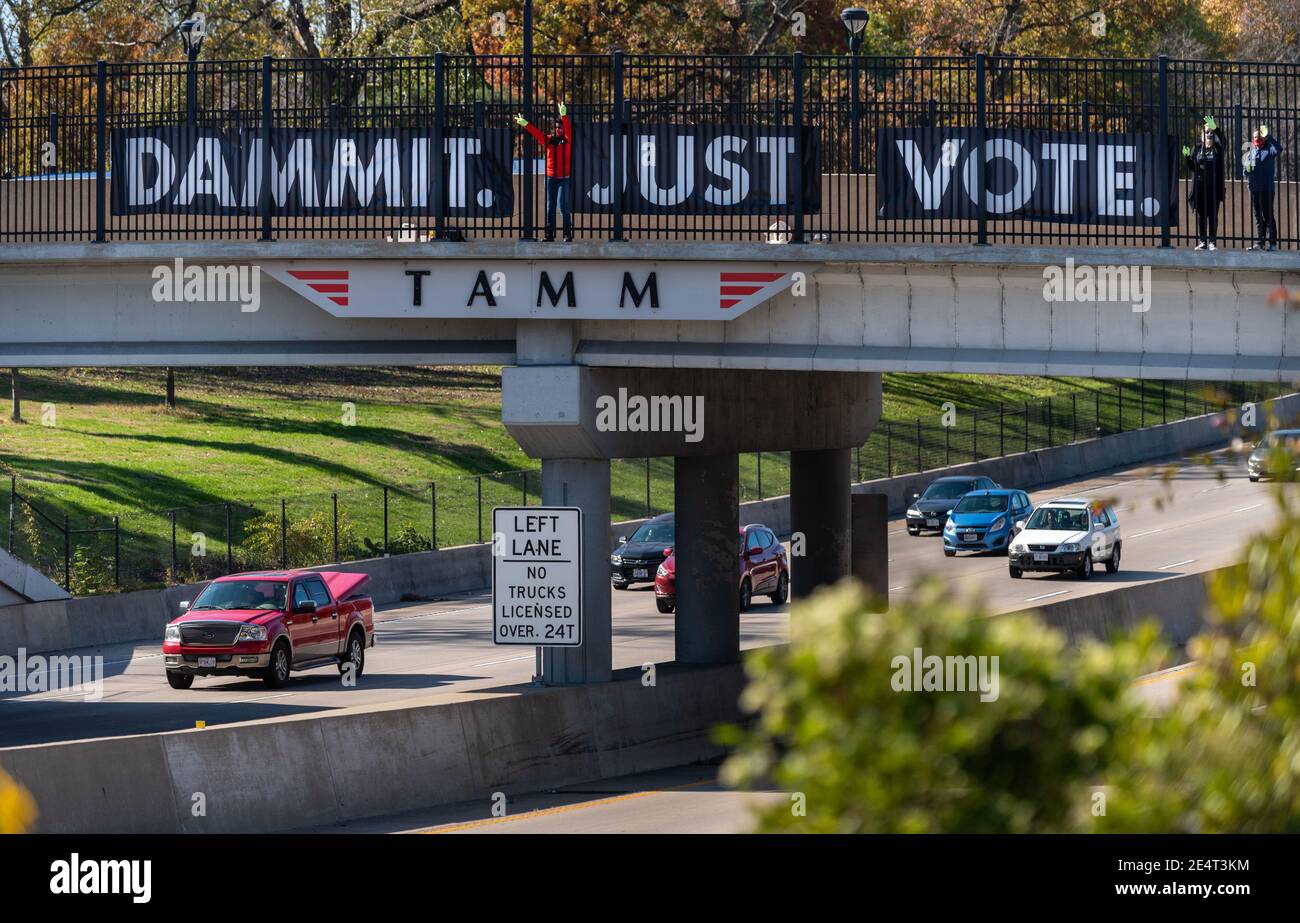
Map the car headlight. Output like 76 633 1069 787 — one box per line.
164 624 180 642
1058 543 1080 553
656 564 668 578
1010 542 1025 553
905 508 917 517
610 554 622 565
943 521 955 532
989 516 1006 531
236 624 268 642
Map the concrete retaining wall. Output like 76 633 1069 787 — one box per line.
0 561 1228 834
3 393 1292 657
0 661 745 834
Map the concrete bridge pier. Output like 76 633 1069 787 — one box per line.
674 453 740 664
503 346 883 684
791 448 852 600
540 457 613 683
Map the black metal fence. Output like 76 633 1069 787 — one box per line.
1 53 1298 246
3 380 1284 595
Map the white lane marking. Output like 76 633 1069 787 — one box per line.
1026 590 1070 602
1160 559 1195 570
1199 484 1229 493
1129 529 1163 539
472 655 534 667
1232 503 1263 513
888 585 905 592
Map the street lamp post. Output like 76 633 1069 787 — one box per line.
840 8 869 174
179 14 207 126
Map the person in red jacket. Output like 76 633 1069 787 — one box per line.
515 102 573 241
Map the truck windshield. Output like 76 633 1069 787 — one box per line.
191 580 287 611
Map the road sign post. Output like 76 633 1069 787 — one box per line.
491 506 583 649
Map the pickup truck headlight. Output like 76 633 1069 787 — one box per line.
610 554 622 565
236 624 268 642
1058 542 1081 553
164 624 180 642
906 507 919 517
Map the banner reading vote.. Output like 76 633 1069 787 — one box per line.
569 123 822 214
111 126 514 217
876 127 1178 225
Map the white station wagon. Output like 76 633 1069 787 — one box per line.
1008 498 1121 580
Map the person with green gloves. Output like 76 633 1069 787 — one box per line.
1183 114 1226 251
514 102 573 241
1243 123 1283 251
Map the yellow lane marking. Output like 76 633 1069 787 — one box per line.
422 778 714 834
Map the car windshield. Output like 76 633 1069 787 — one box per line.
629 522 674 544
922 480 977 500
953 494 1008 514
191 579 287 611
1025 507 1088 532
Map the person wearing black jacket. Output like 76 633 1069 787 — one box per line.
1183 116 1226 250
1243 123 1283 251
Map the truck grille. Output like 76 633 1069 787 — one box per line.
180 623 242 645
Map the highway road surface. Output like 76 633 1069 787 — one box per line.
0 449 1276 748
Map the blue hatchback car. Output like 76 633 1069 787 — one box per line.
942 489 1033 556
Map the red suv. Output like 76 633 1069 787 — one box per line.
654 523 789 614
162 570 375 689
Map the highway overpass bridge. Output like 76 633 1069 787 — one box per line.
3 51 1300 686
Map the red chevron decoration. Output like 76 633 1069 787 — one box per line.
287 269 350 307
719 271 784 309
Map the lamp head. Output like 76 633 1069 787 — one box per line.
840 8 870 52
179 14 207 59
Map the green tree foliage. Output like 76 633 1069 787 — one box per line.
723 471 1300 833
236 508 364 569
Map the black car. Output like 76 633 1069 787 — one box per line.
905 475 999 535
611 513 675 589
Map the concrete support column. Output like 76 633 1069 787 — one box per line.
540 457 611 684
674 454 739 664
852 492 889 609
790 448 851 599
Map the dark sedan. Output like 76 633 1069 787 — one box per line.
611 513 675 589
905 475 999 535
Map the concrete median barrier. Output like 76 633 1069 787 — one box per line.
0 661 745 833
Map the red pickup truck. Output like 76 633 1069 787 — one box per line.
162 569 375 689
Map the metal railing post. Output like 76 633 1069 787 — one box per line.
113 515 120 589
1157 55 1172 248
7 476 14 553
260 55 273 241
915 419 922 472
434 52 446 240
169 510 176 582
226 502 233 573
64 514 71 590
611 50 625 242
477 476 484 543
280 499 287 568
521 1 535 240
521 470 528 505
332 493 339 562
757 452 763 497
1047 398 1054 447
792 51 805 244
886 424 892 477
645 458 651 515
999 402 1005 455
430 483 437 550
1023 402 1029 453
383 485 389 555
95 61 107 243
971 410 977 461
974 53 988 245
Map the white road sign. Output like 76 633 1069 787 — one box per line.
491 506 583 647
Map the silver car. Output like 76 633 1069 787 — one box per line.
1247 429 1300 482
